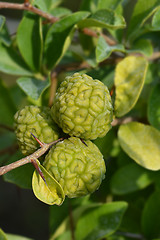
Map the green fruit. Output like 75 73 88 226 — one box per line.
14 105 60 155
51 73 113 140
43 137 106 198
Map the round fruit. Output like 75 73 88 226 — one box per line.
43 137 106 198
51 73 113 140
14 105 60 155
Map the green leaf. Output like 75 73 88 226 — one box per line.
127 0 160 40
148 84 160 130
55 231 71 240
78 9 126 29
96 36 125 63
0 79 17 126
44 11 90 69
0 42 32 76
32 162 65 205
152 8 160 29
0 24 11 46
0 228 7 240
0 228 33 240
111 163 154 195
128 39 153 57
0 15 5 32
94 129 115 159
17 13 42 71
3 151 34 189
51 203 99 240
142 190 160 238
17 76 50 101
50 7 72 17
118 122 160 171
75 202 128 240
114 56 148 117
34 0 62 12
80 0 99 12
6 234 33 240
97 0 122 10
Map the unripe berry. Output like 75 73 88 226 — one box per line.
43 137 106 198
51 73 113 140
14 105 60 155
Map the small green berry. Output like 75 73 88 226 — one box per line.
51 73 113 140
43 137 106 198
14 105 60 155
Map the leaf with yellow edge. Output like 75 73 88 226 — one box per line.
114 56 148 117
118 122 160 171
32 161 65 205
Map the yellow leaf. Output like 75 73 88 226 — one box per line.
118 122 160 170
114 56 148 117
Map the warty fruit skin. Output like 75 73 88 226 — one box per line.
43 137 106 198
14 105 60 155
51 73 113 140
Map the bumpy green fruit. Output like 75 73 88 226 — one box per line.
14 105 60 155
51 73 113 140
43 137 106 198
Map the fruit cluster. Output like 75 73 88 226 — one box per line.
14 73 113 199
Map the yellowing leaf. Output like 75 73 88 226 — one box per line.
114 56 148 117
32 162 65 205
118 122 160 170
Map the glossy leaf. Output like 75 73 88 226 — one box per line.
78 9 126 30
17 76 50 101
0 15 5 31
114 56 148 117
0 228 33 240
0 228 7 240
148 84 160 130
152 8 160 29
0 24 11 46
80 0 98 12
94 129 115 159
118 122 160 170
0 42 32 76
51 203 99 240
97 0 122 10
129 39 153 57
0 79 17 125
50 7 72 17
75 202 128 240
6 234 33 240
3 151 34 189
127 0 160 40
55 231 71 240
44 11 90 69
142 190 160 238
34 0 61 12
32 162 65 205
111 163 154 195
17 13 42 71
96 36 125 63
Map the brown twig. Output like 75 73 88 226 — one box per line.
0 137 64 176
0 2 59 23
48 70 59 107
111 117 136 127
148 51 160 61
82 28 117 46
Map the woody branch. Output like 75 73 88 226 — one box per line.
0 138 64 176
